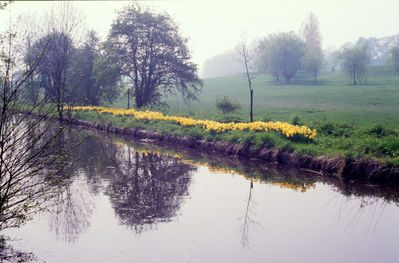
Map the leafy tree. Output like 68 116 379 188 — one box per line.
302 50 323 84
69 31 121 106
106 4 202 108
28 31 75 120
339 45 370 85
390 46 399 73
255 37 280 81
256 32 307 83
215 96 241 115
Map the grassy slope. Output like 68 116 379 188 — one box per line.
104 66 399 166
111 65 399 128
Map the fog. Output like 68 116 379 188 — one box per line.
4 0 399 76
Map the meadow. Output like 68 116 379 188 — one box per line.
101 65 399 166
111 65 399 128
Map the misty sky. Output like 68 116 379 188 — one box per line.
4 0 399 74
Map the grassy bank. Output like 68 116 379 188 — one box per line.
73 106 399 167
96 65 399 167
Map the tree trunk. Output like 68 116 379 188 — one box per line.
127 89 130 109
353 65 356 85
250 89 253 123
314 71 317 85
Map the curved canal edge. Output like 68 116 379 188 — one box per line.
70 118 399 184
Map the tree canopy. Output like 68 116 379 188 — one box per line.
69 31 121 106
339 45 370 85
106 4 202 108
256 32 307 83
28 31 75 119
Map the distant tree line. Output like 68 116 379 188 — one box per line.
204 12 399 86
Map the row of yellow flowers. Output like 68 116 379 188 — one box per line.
69 106 317 139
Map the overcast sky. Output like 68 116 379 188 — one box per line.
4 0 399 74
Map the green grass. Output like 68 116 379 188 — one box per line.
110 65 399 129
102 65 399 167
75 110 399 167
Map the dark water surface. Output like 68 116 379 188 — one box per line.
3 131 399 262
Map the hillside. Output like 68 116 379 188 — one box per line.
110 65 399 129
166 65 399 128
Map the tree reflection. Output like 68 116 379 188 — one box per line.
0 236 36 263
48 175 94 243
106 149 196 233
67 133 197 235
239 180 261 249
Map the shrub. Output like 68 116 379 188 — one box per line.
317 121 353 137
215 96 241 115
289 114 303 126
365 124 395 138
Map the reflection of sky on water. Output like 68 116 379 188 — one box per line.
3 132 399 263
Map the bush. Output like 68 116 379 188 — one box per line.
317 121 353 137
289 114 303 126
259 133 277 148
215 96 241 115
365 124 395 138
239 133 256 150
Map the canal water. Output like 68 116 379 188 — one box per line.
3 130 399 262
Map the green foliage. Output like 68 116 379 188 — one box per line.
258 132 277 148
256 32 307 83
301 50 323 84
70 31 121 106
316 121 353 137
28 31 75 106
261 114 273 122
289 114 303 126
106 3 202 108
339 45 370 84
365 124 395 138
215 96 241 114
215 114 242 123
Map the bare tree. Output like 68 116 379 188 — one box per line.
0 16 74 232
301 12 324 84
18 13 43 105
239 40 255 122
301 12 322 55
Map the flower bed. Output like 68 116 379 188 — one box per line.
69 106 317 139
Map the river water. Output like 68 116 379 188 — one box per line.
3 130 399 262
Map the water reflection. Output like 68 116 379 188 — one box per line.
106 150 196 233
4 129 399 262
66 133 197 236
49 176 94 243
239 180 260 249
